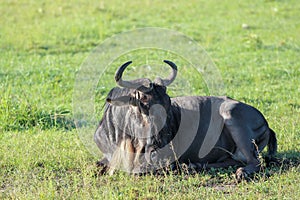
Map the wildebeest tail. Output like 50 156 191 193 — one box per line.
268 128 277 156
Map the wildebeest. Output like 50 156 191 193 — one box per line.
94 60 277 181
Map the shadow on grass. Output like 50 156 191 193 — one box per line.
203 150 300 179
204 150 300 185
268 150 300 170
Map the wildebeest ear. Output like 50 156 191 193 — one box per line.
106 96 133 106
153 77 164 86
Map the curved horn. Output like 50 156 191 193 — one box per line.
161 60 178 86
115 61 152 91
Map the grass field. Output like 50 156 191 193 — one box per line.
1 0 300 199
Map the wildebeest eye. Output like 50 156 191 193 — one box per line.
150 150 157 163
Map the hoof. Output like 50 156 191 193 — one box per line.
96 160 109 175
235 167 250 182
265 156 280 167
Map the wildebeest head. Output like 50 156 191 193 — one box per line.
104 60 178 171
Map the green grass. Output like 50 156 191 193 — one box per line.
1 0 300 199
